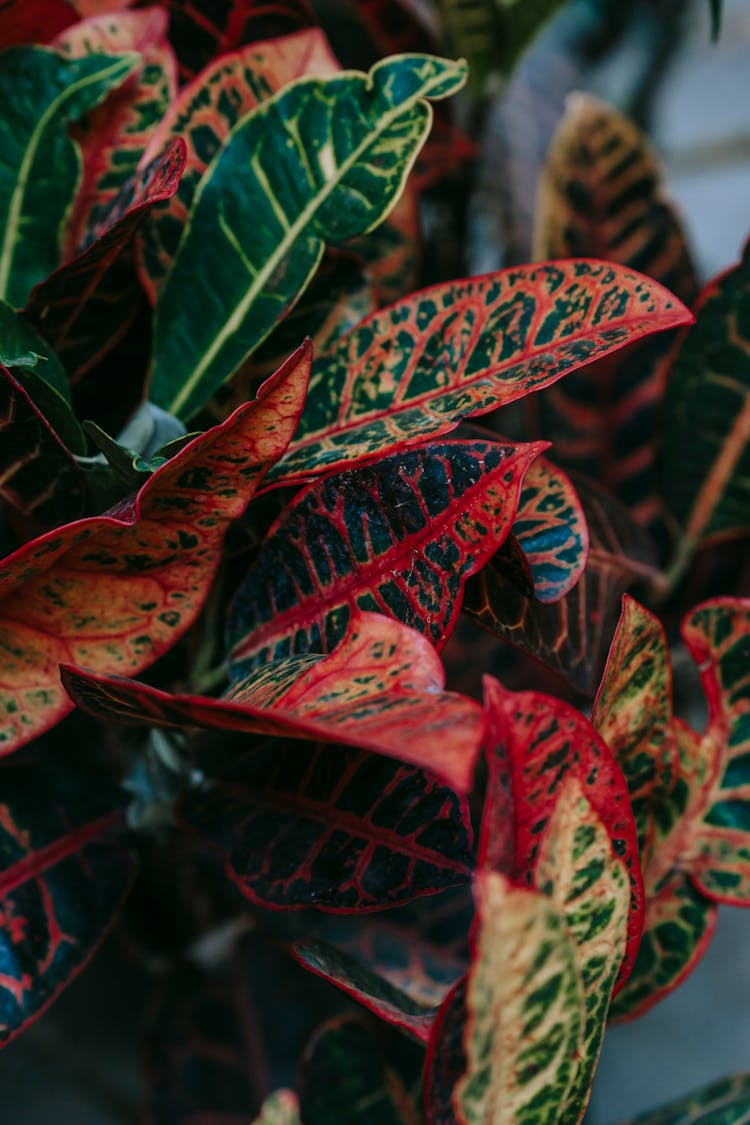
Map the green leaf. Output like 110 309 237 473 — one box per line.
253 1091 301 1125
0 298 72 403
620 1075 750 1125
0 46 138 307
150 53 467 420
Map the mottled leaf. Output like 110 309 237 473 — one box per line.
0 46 138 307
0 754 134 1047
620 1074 750 1125
0 342 309 754
180 740 474 911
228 439 542 673
63 611 483 791
270 261 693 487
55 7 177 255
137 28 340 305
151 54 467 420
24 138 185 385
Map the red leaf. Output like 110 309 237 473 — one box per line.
0 0 77 45
0 342 310 755
63 611 483 792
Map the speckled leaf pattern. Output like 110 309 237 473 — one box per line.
179 740 474 911
151 54 467 419
0 366 85 529
481 678 644 989
228 440 543 673
137 28 340 304
24 137 185 385
62 611 484 791
0 46 138 307
0 0 77 46
661 242 750 547
271 261 693 486
620 1074 750 1125
535 779 630 1123
464 472 659 695
426 871 584 1125
0 757 134 1047
533 94 699 525
0 343 309 754
54 7 177 256
347 186 421 305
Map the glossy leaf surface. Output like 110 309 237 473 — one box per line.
271 261 693 486
0 343 309 754
228 439 542 673
180 740 474 911
620 1075 750 1125
151 54 467 419
0 46 137 307
0 755 134 1047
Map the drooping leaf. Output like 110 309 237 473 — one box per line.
270 261 693 487
180 739 474 911
619 1074 750 1125
63 611 484 792
54 7 178 256
425 871 584 1125
300 1015 424 1125
0 0 77 47
0 342 309 755
0 752 134 1047
661 241 750 550
533 93 699 525
228 439 543 673
464 471 659 695
0 46 138 307
481 678 644 989
24 137 185 385
150 54 468 420
137 28 341 305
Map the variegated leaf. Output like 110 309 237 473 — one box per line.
619 1074 750 1125
228 440 542 674
151 54 467 420
270 262 693 487
0 46 138 307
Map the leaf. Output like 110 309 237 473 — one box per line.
270 261 694 487
0 46 138 307
63 611 484 792
150 54 468 420
0 341 310 755
137 28 341 305
481 678 644 989
24 137 186 385
533 93 699 525
180 740 475 911
0 299 72 403
424 871 584 1125
228 439 543 673
464 472 659 695
0 0 77 47
661 240 750 549
620 1074 750 1125
300 1015 424 1125
254 1091 301 1125
0 752 134 1047
347 186 421 305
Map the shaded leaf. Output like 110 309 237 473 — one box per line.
0 342 309 754
63 611 484 792
271 261 693 487
24 137 185 385
619 1074 750 1125
0 753 134 1047
180 740 474 911
511 453 588 603
228 439 543 673
0 46 138 307
151 54 468 419
0 0 77 46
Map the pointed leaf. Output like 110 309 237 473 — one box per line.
271 261 693 486
24 137 186 385
0 46 138 307
661 241 750 547
137 28 340 304
620 1075 750 1125
0 342 309 754
0 754 134 1047
63 611 483 792
179 740 474 911
151 54 467 420
228 439 543 673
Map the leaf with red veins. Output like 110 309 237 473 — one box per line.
0 341 310 755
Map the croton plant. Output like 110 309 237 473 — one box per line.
1 0 748 1122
